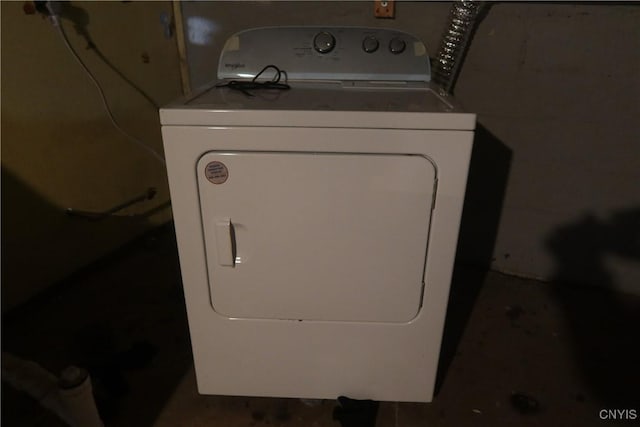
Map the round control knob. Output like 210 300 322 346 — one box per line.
389 37 406 54
362 36 379 53
313 32 336 54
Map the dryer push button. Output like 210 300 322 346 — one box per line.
362 36 379 53
389 37 406 54
313 32 336 54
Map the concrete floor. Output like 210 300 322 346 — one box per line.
2 225 638 426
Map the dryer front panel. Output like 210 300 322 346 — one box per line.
197 151 436 323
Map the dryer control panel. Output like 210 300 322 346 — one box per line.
218 26 431 82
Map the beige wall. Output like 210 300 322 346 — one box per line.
3 1 637 310
180 1 640 294
1 1 182 310
457 3 639 294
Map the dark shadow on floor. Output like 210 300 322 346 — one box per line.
545 207 640 407
1 163 167 313
2 224 192 427
435 123 512 393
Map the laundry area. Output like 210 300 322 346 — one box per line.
4 226 638 426
2 2 639 427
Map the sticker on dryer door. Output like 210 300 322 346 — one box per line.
204 161 229 184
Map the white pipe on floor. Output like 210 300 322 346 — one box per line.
1 352 104 427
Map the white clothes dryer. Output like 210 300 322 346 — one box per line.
160 26 475 402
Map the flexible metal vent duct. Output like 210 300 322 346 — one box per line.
433 0 484 93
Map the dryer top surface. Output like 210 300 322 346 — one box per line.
160 82 475 130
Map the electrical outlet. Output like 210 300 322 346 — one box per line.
33 0 60 16
374 0 395 19
23 2 37 15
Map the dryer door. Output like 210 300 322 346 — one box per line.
197 151 436 323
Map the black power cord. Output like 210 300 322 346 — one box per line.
216 65 290 97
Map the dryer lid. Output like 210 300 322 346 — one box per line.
159 81 476 130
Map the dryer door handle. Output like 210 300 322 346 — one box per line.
215 219 235 267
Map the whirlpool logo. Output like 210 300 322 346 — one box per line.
225 63 246 69
599 409 637 420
